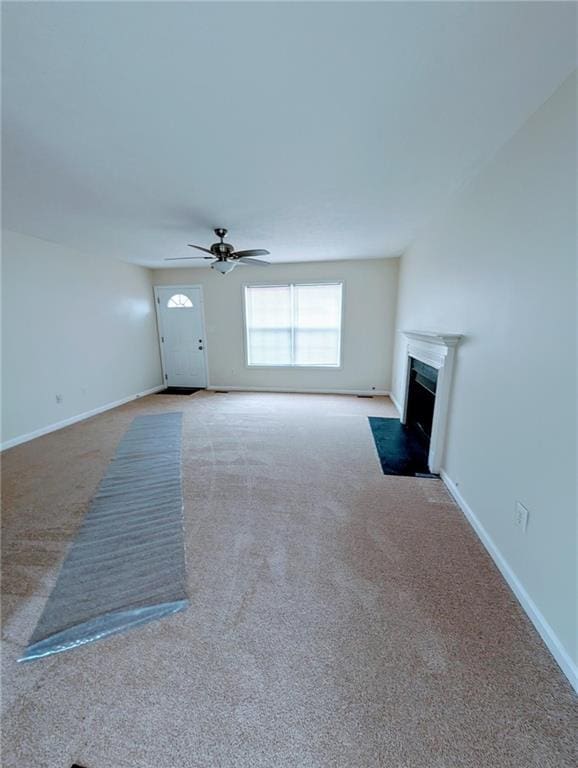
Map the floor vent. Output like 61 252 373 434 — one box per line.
357 395 374 398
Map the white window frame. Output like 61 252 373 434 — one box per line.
243 281 344 369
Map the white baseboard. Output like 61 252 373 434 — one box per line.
440 469 578 694
389 391 402 416
206 385 390 396
0 385 165 452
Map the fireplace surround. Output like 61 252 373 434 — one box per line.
399 331 462 474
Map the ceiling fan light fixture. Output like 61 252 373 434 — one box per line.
212 260 236 275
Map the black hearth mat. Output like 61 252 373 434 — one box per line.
368 417 436 478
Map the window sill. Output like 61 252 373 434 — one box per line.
246 364 342 370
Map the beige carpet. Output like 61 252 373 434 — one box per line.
1 392 576 767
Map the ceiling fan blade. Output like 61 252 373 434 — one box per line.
233 249 270 258
164 256 214 261
238 257 271 266
187 244 214 254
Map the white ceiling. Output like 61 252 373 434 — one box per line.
2 2 576 267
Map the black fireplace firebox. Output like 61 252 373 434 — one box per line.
406 358 438 448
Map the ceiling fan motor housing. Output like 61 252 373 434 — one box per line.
212 242 234 257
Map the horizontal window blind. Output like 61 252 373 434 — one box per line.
245 283 342 367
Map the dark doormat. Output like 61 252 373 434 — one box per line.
368 417 437 478
156 387 203 395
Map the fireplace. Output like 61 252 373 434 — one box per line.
399 331 462 474
406 358 438 448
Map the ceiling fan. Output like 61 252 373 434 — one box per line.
165 228 271 274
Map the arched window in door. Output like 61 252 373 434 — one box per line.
167 293 193 308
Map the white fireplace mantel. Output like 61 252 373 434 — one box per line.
400 330 462 474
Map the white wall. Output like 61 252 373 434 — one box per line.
152 258 399 394
1 230 162 446
392 74 577 683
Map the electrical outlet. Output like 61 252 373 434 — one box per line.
515 501 529 533
55 394 63 404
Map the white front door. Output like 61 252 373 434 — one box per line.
154 286 208 388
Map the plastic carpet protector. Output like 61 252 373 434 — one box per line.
20 412 189 661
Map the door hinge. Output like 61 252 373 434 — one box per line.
161 336 164 343
165 373 168 380
157 296 160 304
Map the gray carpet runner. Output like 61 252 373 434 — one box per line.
20 412 188 661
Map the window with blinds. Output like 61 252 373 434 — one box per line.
244 283 343 367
